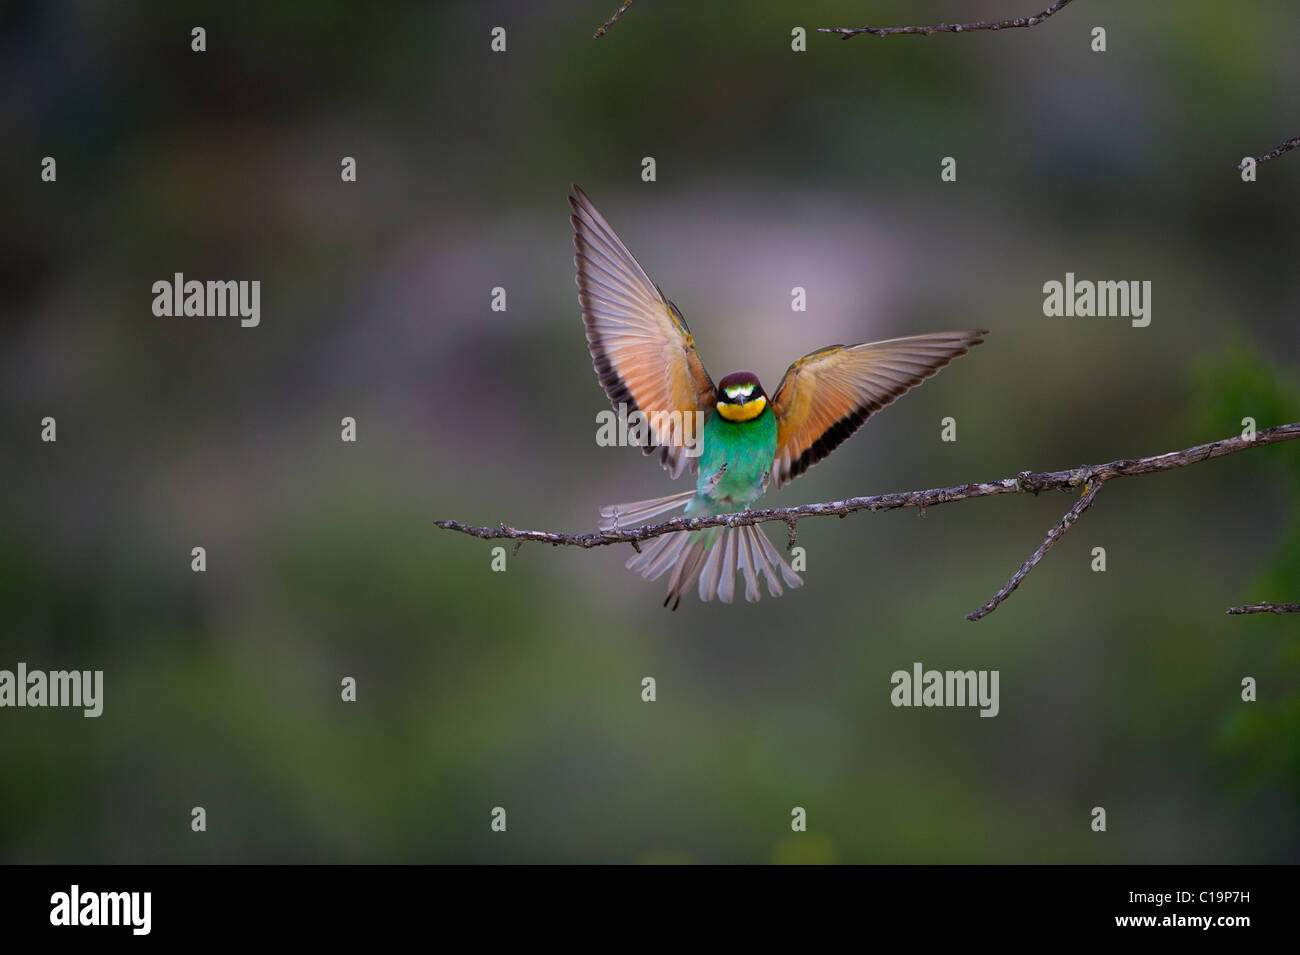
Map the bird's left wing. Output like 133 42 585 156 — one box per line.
571 185 716 478
769 330 987 488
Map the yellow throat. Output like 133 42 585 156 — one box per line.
716 395 767 422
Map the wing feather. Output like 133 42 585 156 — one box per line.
769 330 987 488
571 186 715 478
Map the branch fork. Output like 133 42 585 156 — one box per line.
437 423 1300 619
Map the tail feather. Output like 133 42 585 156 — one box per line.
651 532 693 580
629 530 690 581
736 526 761 602
665 538 708 610
625 531 672 575
755 526 805 590
716 530 737 604
602 493 804 606
657 522 804 608
600 489 694 531
741 524 782 597
698 531 727 602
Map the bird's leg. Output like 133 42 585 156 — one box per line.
701 462 728 495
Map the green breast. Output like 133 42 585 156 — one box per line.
691 407 778 512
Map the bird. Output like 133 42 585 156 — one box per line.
570 185 986 608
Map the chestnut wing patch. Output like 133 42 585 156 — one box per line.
769 330 987 488
571 186 716 478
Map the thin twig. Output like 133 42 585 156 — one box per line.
820 0 1075 39
1227 602 1300 615
965 480 1102 621
1239 137 1300 170
437 422 1300 618
592 3 1291 171
593 1 634 39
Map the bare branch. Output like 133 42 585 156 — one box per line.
1227 601 1300 615
965 480 1102 621
820 0 1075 39
1239 137 1300 170
593 1 634 39
438 423 1299 548
436 422 1300 618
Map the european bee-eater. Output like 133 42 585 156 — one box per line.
571 186 986 608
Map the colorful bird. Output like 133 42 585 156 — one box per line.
571 186 986 608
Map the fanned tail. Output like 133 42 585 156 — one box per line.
602 491 803 607
624 521 803 610
599 489 695 531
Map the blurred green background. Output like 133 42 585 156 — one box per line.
2 0 1299 863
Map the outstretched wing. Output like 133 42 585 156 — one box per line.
769 330 987 488
571 185 716 479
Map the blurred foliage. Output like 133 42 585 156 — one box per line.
1194 346 1300 805
2 1 1300 862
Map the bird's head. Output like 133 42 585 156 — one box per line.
715 371 769 422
